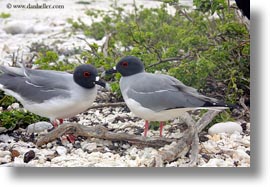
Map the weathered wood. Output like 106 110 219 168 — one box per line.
36 123 175 147
87 102 126 110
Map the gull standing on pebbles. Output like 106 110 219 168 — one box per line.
0 64 107 141
106 56 232 137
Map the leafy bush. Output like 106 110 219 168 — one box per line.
35 50 77 71
0 91 17 109
0 110 48 129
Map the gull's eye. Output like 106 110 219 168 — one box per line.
83 71 91 77
121 61 128 67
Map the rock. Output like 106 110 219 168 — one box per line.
0 127 8 133
10 149 20 160
26 122 53 133
201 158 234 167
0 155 11 164
0 150 11 157
232 150 250 161
33 24 51 34
7 102 20 110
23 150 35 163
0 134 13 143
56 146 67 156
46 143 53 149
208 121 243 135
82 142 97 152
3 21 34 34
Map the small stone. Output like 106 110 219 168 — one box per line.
56 146 67 156
0 150 11 157
208 122 243 135
241 123 247 131
0 155 11 164
199 134 209 142
82 142 97 152
26 122 53 134
9 103 20 109
3 21 34 34
73 142 81 149
211 134 221 142
122 144 130 149
10 149 20 160
23 150 35 163
46 143 53 149
0 134 13 143
201 154 211 161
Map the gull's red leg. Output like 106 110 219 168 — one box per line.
144 120 149 137
59 119 63 124
159 122 164 137
67 135 76 144
58 118 76 143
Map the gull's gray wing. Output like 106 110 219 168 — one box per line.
0 66 72 103
125 73 219 112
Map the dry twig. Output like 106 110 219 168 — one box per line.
36 123 175 147
87 102 126 110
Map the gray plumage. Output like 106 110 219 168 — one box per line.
0 64 106 120
0 65 71 103
121 72 218 112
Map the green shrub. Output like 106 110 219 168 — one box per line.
0 110 48 129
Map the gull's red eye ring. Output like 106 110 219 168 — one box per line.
83 71 91 77
122 61 128 67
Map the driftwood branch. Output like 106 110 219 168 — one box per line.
87 102 126 110
36 123 175 147
197 110 221 132
154 125 194 167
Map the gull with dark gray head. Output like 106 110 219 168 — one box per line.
0 64 106 136
106 56 231 137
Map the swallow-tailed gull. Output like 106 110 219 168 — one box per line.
106 56 231 137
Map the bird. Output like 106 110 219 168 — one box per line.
235 0 250 20
0 63 106 141
106 56 231 137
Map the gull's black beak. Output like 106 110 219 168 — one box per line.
95 76 111 90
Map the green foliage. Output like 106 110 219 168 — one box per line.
0 110 48 129
0 12 11 19
67 0 249 105
35 50 77 71
149 121 161 131
0 91 17 109
76 1 91 5
193 0 227 15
